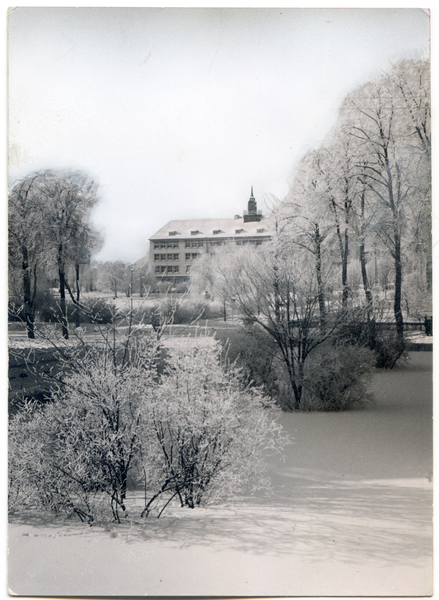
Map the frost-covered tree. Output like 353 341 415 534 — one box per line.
210 239 344 410
343 63 430 349
9 321 287 521
8 173 47 338
141 342 286 515
282 150 338 330
189 244 238 320
39 171 99 338
282 59 430 357
9 321 157 522
8 169 100 338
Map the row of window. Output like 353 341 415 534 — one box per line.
153 240 179 249
154 253 179 261
155 233 267 249
154 240 204 249
155 265 192 274
185 241 204 248
154 239 266 252
155 265 180 273
154 253 200 262
211 239 262 246
237 240 262 246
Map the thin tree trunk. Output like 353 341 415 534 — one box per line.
342 226 349 311
315 224 326 332
298 356 305 406
75 263 81 327
425 224 432 291
359 244 373 310
22 245 35 339
386 162 404 353
32 262 38 306
359 191 375 346
273 265 281 322
330 198 348 311
58 248 69 339
359 240 375 346
290 347 304 411
393 233 404 348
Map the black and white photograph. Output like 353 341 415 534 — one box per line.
7 7 432 597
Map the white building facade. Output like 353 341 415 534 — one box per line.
149 188 272 286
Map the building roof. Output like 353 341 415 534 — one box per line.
149 216 272 240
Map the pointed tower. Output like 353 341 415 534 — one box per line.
244 186 262 222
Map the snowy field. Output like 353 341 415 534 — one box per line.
8 352 432 597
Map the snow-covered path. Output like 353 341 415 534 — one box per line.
8 353 432 597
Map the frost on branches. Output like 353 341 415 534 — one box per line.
9 333 288 523
141 343 287 516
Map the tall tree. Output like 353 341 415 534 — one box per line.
66 227 102 326
278 164 330 333
391 59 431 158
344 63 429 349
8 173 50 338
37 170 99 338
323 134 363 311
105 261 131 299
392 61 432 292
190 245 237 321
208 239 342 410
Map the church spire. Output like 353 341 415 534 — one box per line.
244 185 262 222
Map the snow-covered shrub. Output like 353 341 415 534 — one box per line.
9 399 111 521
402 271 432 321
35 294 116 325
301 341 375 411
9 334 158 523
372 329 406 369
216 326 374 412
140 342 287 516
334 309 406 369
174 300 224 323
9 326 288 522
215 325 283 399
73 297 116 324
122 299 224 332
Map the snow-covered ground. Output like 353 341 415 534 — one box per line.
8 352 432 597
405 330 433 343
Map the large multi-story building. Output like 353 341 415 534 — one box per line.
149 188 272 286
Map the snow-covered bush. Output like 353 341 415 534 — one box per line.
120 298 222 331
402 269 432 321
215 326 279 388
215 325 291 407
301 341 375 411
140 342 287 516
9 327 288 522
216 324 375 412
37 296 116 324
9 334 157 523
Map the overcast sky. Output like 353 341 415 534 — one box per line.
8 7 430 263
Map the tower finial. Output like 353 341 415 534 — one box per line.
244 185 262 222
